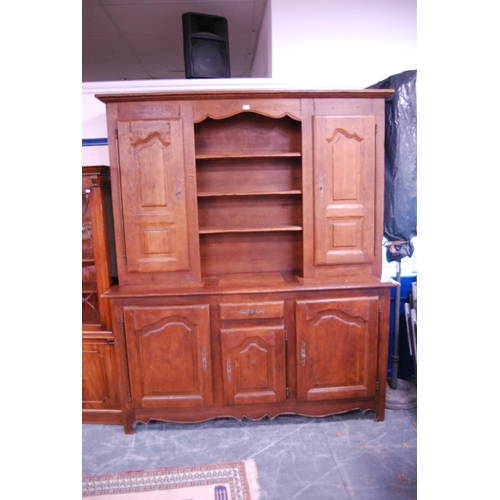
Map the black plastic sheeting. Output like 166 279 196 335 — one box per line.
368 70 417 262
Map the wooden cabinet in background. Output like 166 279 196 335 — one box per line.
96 89 396 433
82 166 121 423
82 339 120 413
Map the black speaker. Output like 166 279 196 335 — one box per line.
182 12 230 79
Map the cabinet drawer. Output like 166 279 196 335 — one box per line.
219 301 284 320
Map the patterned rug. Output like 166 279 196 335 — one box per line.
82 460 261 499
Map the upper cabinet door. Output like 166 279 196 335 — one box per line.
117 118 191 274
313 116 376 266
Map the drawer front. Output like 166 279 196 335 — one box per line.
219 301 284 321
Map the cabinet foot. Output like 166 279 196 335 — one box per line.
122 414 135 434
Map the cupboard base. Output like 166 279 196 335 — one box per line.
106 276 394 434
120 401 385 434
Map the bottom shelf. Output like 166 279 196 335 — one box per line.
200 231 303 276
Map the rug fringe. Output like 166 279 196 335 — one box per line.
83 460 262 499
244 459 261 500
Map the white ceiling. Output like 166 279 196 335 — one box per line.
82 0 268 82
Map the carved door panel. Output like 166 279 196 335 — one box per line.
117 119 191 274
82 340 120 410
123 304 213 409
221 325 287 405
296 297 379 401
313 115 376 265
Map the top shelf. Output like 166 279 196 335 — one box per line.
195 113 302 158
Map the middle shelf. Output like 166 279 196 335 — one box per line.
195 156 302 197
197 193 303 233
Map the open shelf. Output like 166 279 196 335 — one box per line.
198 194 302 231
196 156 302 197
200 231 303 276
194 112 303 277
195 113 301 157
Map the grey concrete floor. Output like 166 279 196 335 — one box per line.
82 407 417 500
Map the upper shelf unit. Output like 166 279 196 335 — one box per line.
194 111 303 274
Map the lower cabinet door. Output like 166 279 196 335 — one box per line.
221 325 287 405
82 339 120 410
123 304 213 409
296 297 379 401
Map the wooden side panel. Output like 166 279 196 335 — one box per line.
296 297 378 401
221 325 286 405
313 116 376 265
117 119 191 273
124 304 213 409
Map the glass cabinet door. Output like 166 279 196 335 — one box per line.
82 166 116 329
82 175 100 325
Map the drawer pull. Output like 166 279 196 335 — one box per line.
219 302 283 320
301 340 307 367
238 309 267 315
201 346 207 372
226 357 232 382
176 179 182 206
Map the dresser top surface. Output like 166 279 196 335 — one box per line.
96 88 394 103
103 272 397 299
